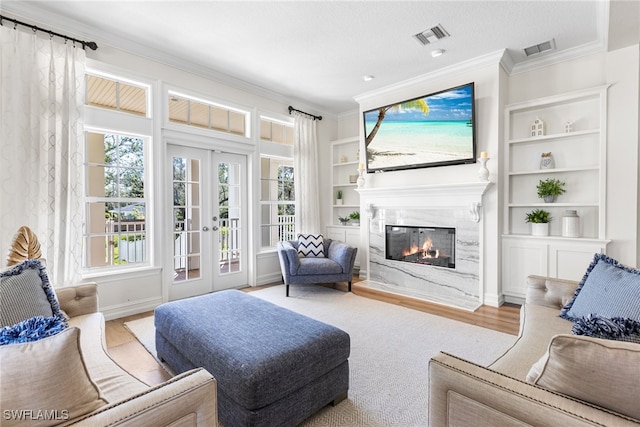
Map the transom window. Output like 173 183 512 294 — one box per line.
260 117 294 145
86 74 148 117
168 92 249 137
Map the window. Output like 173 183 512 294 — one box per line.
84 131 148 268
260 157 295 247
86 74 148 116
168 93 249 137
260 117 294 145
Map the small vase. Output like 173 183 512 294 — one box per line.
543 195 556 203
540 152 555 169
531 223 549 236
477 157 489 182
336 199 343 205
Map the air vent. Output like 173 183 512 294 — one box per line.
523 39 556 57
413 24 450 46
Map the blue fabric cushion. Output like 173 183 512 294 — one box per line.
560 253 640 342
572 314 640 344
297 233 325 258
0 259 67 345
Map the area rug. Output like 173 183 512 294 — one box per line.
125 285 517 427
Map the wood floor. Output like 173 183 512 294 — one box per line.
105 276 521 386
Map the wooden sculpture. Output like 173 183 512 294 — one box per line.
6 226 42 266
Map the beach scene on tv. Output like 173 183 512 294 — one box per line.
364 84 474 171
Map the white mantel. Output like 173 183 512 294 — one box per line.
357 181 492 223
356 181 492 311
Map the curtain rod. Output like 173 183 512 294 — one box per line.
288 106 322 121
0 14 98 51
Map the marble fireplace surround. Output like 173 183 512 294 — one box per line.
356 182 492 311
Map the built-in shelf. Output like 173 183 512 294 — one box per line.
501 85 610 302
508 128 599 144
509 166 599 176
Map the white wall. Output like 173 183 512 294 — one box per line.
508 46 640 267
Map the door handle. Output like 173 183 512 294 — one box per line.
212 226 219 231
203 226 210 232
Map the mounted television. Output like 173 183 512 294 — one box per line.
363 82 476 173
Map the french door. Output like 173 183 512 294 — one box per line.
168 144 248 300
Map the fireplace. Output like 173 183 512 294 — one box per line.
385 225 455 269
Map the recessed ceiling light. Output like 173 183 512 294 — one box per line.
363 75 375 82
431 49 445 58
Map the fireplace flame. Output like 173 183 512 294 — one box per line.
402 237 442 259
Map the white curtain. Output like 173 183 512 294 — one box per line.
292 112 321 235
0 26 85 285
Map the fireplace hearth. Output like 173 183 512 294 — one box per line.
385 225 455 269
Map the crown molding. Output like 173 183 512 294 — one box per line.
509 40 606 75
354 49 507 104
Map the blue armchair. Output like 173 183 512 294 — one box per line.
277 239 358 297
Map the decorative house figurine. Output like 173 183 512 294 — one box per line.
564 121 574 133
531 117 545 137
540 152 555 169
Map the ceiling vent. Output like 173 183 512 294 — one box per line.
413 24 450 46
523 39 556 57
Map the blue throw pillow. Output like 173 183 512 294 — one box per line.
571 314 640 344
560 253 640 342
0 259 68 345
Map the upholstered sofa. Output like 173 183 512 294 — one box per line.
277 238 357 297
429 274 640 426
1 268 218 426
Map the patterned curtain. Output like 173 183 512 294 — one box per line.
292 112 321 235
0 25 85 285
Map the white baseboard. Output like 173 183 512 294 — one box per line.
483 292 505 308
256 271 282 287
101 297 163 321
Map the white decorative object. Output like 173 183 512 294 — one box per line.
357 169 365 188
531 117 545 137
477 157 490 182
540 152 555 169
531 223 549 236
564 121 574 133
562 210 580 237
469 202 481 223
340 155 348 163
365 203 376 219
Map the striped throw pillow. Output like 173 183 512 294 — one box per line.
560 253 640 343
297 234 325 258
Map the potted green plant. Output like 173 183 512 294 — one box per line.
537 178 566 203
349 211 360 226
525 209 551 236
336 190 343 205
338 215 350 226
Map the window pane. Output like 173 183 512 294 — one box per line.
190 101 209 128
119 83 147 116
285 126 294 145
229 111 245 135
211 107 227 131
271 122 284 143
260 120 271 140
118 137 144 168
169 96 188 124
87 75 117 110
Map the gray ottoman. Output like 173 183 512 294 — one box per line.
154 290 350 427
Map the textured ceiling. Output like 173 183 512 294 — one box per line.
2 1 638 115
